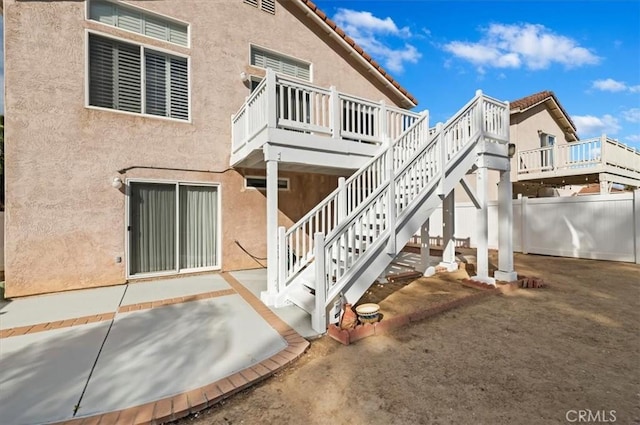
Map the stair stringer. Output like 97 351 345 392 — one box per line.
340 138 481 306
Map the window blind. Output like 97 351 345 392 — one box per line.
89 0 189 47
251 47 310 81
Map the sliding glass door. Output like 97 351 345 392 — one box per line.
129 182 219 276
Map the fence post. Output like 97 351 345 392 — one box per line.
634 190 640 265
312 233 327 333
330 86 340 140
521 195 528 255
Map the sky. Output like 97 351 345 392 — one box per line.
0 2 638 148
314 0 640 149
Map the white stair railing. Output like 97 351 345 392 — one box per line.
315 92 509 327
278 111 430 294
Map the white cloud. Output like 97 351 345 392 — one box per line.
622 108 640 123
626 134 640 143
592 78 627 92
333 9 421 73
592 78 640 93
573 114 621 137
443 23 600 72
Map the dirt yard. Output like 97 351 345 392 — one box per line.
176 251 640 425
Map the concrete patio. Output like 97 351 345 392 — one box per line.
0 272 309 425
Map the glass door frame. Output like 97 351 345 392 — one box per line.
125 178 222 279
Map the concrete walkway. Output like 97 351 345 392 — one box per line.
0 272 309 425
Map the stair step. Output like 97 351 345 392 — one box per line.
288 284 315 314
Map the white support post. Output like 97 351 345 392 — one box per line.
634 190 640 265
495 170 518 282
337 177 347 222
312 232 327 333
386 145 396 254
260 154 279 306
472 166 495 285
600 134 607 165
266 69 277 129
421 219 435 276
599 179 610 195
276 226 287 302
438 190 458 272
330 86 341 140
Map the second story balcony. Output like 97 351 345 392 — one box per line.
230 70 423 174
516 136 640 188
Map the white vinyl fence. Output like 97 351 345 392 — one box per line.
0 211 4 271
424 191 640 264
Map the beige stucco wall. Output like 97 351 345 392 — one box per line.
4 0 409 297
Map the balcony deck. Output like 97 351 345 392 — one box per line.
230 70 423 174
516 136 640 187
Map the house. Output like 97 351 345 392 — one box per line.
3 0 409 296
4 0 517 332
510 90 640 196
454 90 640 203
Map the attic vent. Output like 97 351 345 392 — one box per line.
243 0 275 14
251 46 311 81
261 0 276 14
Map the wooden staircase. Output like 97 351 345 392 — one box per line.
271 91 510 333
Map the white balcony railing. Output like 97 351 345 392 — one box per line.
517 136 640 176
231 69 421 156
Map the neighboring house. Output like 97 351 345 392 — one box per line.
3 0 416 297
510 90 640 196
455 90 640 203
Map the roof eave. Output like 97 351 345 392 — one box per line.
293 0 418 108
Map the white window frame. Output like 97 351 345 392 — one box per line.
125 178 222 279
85 29 192 123
85 0 191 48
244 175 290 191
249 43 313 83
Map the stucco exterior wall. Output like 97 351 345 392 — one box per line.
4 0 409 297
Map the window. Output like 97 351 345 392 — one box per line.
244 0 276 15
129 182 219 276
245 176 290 190
539 132 556 169
89 33 189 120
89 0 189 47
250 46 310 81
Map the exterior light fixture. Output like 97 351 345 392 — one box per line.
240 71 249 82
112 177 123 189
508 143 516 158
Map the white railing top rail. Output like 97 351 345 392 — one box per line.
517 135 640 175
231 70 423 156
319 92 509 305
280 111 430 287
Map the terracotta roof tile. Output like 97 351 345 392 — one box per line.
298 0 418 106
510 90 576 132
